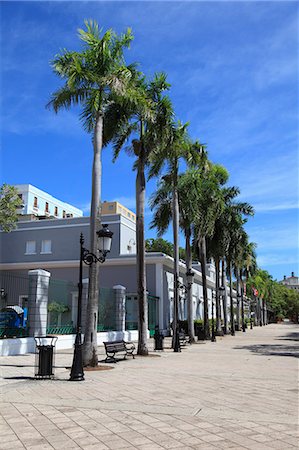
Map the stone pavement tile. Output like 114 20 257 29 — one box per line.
182 436 207 446
200 433 227 443
158 441 188 449
89 428 115 438
50 442 81 450
165 430 191 441
0 441 25 450
265 430 295 440
80 444 109 450
73 435 102 447
215 440 244 449
284 436 299 446
268 423 296 431
134 443 164 450
25 444 54 450
243 444 288 450
250 433 278 443
79 444 109 450
266 440 298 449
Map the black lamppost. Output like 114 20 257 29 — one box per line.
250 299 253 329
69 224 113 381
173 270 194 352
211 292 216 342
218 286 225 335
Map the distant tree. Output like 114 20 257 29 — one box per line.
145 238 173 255
0 184 23 232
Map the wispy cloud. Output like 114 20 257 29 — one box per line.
248 225 298 251
257 254 299 268
254 201 299 213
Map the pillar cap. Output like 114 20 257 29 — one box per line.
113 285 126 290
28 269 51 277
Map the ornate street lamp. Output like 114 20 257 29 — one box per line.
69 225 113 381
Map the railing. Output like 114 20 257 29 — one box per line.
0 327 29 338
97 324 115 332
46 325 75 335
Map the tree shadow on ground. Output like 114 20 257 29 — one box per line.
275 332 299 342
233 343 299 359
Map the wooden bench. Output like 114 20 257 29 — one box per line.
103 340 135 363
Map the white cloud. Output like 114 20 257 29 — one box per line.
254 201 299 212
257 254 299 267
249 225 298 251
111 196 136 210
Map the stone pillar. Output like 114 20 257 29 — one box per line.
28 269 51 337
114 285 126 332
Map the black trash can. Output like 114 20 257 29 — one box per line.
34 336 58 379
154 326 164 350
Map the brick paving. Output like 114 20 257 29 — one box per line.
0 323 298 449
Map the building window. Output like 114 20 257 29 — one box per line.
108 205 113 210
25 241 36 255
33 197 38 208
63 210 66 218
41 240 52 254
45 202 49 213
54 206 58 216
18 194 23 201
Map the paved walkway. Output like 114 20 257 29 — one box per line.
0 323 298 450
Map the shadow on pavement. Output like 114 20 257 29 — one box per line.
276 331 299 342
233 343 299 358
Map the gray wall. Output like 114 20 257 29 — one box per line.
0 215 136 264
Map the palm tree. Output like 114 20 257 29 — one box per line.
192 165 229 340
150 154 207 343
107 73 172 355
150 123 204 349
225 202 254 335
47 20 136 366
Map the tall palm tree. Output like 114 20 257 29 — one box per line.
206 186 240 335
150 153 207 343
47 20 136 366
149 123 203 349
225 202 254 335
192 165 229 339
106 73 172 355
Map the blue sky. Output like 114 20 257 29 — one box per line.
1 1 298 281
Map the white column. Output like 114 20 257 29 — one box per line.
28 269 51 337
113 285 126 331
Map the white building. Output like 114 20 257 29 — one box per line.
280 272 299 291
14 184 83 219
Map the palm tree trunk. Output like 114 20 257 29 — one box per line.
215 258 223 335
228 262 235 336
240 270 245 331
221 259 228 334
199 235 210 339
172 159 180 350
235 274 240 331
185 227 195 342
83 112 103 367
136 136 148 356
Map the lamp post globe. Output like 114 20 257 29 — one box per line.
97 224 113 256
